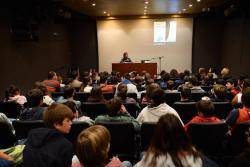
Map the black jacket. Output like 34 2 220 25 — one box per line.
23 128 73 167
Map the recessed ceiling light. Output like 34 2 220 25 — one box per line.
103 11 107 14
145 1 149 4
92 3 96 6
107 13 110 16
182 8 186 11
197 0 201 2
144 6 147 9
189 4 192 7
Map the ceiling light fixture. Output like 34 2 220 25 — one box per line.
92 3 96 6
145 1 149 4
197 0 201 2
107 13 110 16
189 4 192 7
144 6 147 9
182 8 186 11
103 11 107 14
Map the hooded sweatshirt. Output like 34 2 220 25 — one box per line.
23 128 73 167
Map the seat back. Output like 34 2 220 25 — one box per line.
124 103 141 118
96 122 136 160
65 122 90 152
51 92 64 99
74 93 90 102
0 101 22 118
229 122 250 156
0 122 16 149
140 122 157 151
201 86 213 92
12 120 45 140
81 102 108 120
164 92 181 106
213 102 232 119
103 92 114 100
191 92 208 101
173 102 197 124
187 122 228 156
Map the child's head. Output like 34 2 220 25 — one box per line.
43 103 73 134
76 125 110 167
196 99 215 117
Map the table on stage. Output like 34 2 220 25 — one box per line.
112 63 157 76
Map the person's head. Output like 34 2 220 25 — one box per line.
64 86 75 99
162 73 170 82
63 101 78 118
170 69 179 78
149 88 165 106
106 98 123 117
189 75 200 86
213 84 227 100
43 103 73 134
226 78 237 89
146 83 160 99
27 89 44 107
72 70 80 80
117 83 127 100
123 52 128 59
76 125 110 167
167 80 175 90
196 99 215 117
89 86 104 100
198 68 206 75
145 114 199 166
184 69 190 76
8 85 20 97
221 67 230 77
48 71 57 80
180 86 191 100
242 87 250 108
34 81 48 96
242 78 250 90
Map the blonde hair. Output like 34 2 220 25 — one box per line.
76 125 110 167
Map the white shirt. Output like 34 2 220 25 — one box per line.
136 103 183 125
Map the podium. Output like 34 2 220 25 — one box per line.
112 63 157 76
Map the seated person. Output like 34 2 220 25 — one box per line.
226 78 240 96
179 86 193 102
226 87 250 130
140 79 155 104
120 52 132 63
70 70 83 89
136 87 183 125
63 101 94 125
135 114 217 167
117 83 137 103
82 77 93 93
6 85 27 107
188 75 205 93
43 71 60 95
57 85 81 113
99 74 115 93
211 84 228 102
87 86 106 103
34 81 54 106
0 112 15 134
95 98 139 130
23 103 74 167
165 80 178 93
0 151 13 167
20 89 47 120
184 99 221 131
72 125 131 167
231 78 250 107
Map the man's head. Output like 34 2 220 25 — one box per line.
180 86 191 100
48 71 57 80
196 100 215 117
27 89 44 107
64 86 75 99
123 52 128 59
213 84 227 100
43 103 73 134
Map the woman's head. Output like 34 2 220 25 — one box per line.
146 114 199 166
76 125 110 167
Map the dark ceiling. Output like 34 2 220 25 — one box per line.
63 0 228 18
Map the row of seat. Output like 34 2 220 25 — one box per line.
1 120 249 161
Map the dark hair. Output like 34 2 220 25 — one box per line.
88 86 104 102
189 76 200 86
144 114 200 167
242 87 250 108
8 85 20 97
64 86 75 98
34 81 47 95
106 98 122 117
180 86 191 99
76 125 110 167
196 100 215 117
27 89 43 107
227 78 237 86
150 88 165 106
167 80 175 90
213 84 227 100
146 83 160 100
117 83 127 100
43 103 73 129
48 71 56 80
243 78 250 90
170 69 179 79
63 101 77 114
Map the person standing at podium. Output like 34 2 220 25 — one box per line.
120 52 132 63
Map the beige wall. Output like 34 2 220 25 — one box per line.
97 18 193 73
